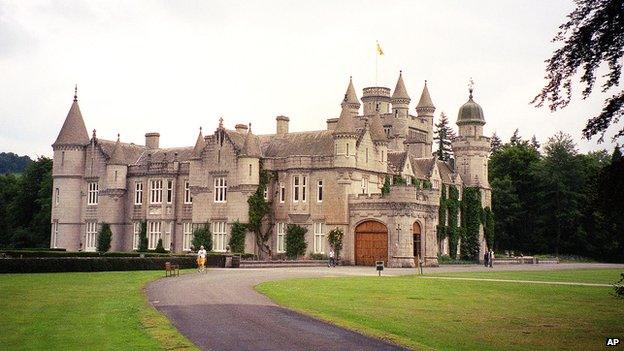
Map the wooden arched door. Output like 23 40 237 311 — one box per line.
355 221 388 266
413 221 422 263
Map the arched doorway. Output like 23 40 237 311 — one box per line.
355 221 388 266
413 221 422 264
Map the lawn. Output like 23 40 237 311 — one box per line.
0 271 197 351
428 268 622 285
256 269 624 351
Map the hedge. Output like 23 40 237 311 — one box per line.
0 255 230 273
0 250 189 258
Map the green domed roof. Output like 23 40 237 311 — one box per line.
457 90 485 126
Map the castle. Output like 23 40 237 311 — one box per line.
50 73 491 267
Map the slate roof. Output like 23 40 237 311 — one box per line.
410 156 436 179
334 106 357 135
387 152 408 174
436 160 455 183
241 127 262 157
54 100 89 146
259 130 334 157
368 112 387 142
391 72 410 101
193 129 205 157
416 82 434 109
108 137 127 165
98 139 146 165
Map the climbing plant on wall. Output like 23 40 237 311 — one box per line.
381 176 391 195
461 187 482 260
447 185 460 259
482 207 495 250
248 160 275 258
437 185 447 241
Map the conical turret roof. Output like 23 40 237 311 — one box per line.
391 71 410 101
193 127 205 157
241 124 262 157
333 106 357 136
368 111 387 143
108 134 127 165
416 81 435 109
53 92 89 146
345 77 359 104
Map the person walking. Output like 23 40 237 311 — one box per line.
489 249 494 268
197 245 207 273
328 249 335 267
483 250 489 267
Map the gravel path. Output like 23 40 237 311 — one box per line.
145 263 623 351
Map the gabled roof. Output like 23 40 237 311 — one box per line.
387 151 408 174
391 71 410 101
134 146 194 165
416 82 434 109
259 130 334 158
436 160 455 183
98 139 146 165
410 156 436 179
53 99 89 146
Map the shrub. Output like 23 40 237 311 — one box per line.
228 221 246 254
422 180 432 189
97 223 112 253
381 176 391 195
327 228 344 259
392 175 407 185
138 221 148 252
192 224 212 251
614 273 624 299
310 253 328 260
155 239 166 253
285 224 307 259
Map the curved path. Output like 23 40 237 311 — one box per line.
145 263 622 351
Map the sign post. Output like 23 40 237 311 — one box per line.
376 261 384 276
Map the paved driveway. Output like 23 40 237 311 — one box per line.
145 263 622 351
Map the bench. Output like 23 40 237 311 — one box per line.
165 261 180 277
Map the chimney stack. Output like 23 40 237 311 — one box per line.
276 116 289 135
145 132 160 149
235 123 248 133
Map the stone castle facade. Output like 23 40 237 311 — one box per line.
50 73 491 267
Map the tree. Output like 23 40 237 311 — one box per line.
510 129 524 145
0 174 19 248
490 132 502 153
228 220 247 253
97 223 112 253
285 224 307 259
532 0 624 142
191 225 212 251
138 221 148 252
0 152 32 174
530 135 541 151
248 165 274 258
155 238 166 253
327 228 344 260
433 112 456 161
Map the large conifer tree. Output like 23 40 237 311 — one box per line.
433 112 455 161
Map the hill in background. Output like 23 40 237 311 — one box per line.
0 152 32 174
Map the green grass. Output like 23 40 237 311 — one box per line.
257 269 624 351
0 270 198 350
428 268 622 284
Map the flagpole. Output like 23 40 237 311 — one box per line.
375 51 378 85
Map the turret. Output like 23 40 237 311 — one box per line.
368 111 389 169
100 134 128 251
192 127 205 159
415 81 435 156
341 77 361 116
361 87 391 116
105 134 128 190
51 86 89 250
333 105 358 168
391 71 410 117
238 123 261 185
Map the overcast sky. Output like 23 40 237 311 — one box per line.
1 0 621 158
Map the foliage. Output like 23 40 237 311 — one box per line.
482 207 495 249
437 255 475 265
0 152 32 174
228 220 247 254
437 185 447 241
327 227 344 259
421 180 432 190
614 273 624 299
434 112 455 161
154 238 165 253
532 0 624 142
490 132 502 153
248 162 274 258
138 221 148 252
530 135 541 150
285 224 307 259
447 185 460 259
96 223 112 253
309 253 328 260
0 157 52 249
191 224 212 251
0 256 201 273
412 178 421 188
381 176 391 195
392 175 407 185
461 187 481 261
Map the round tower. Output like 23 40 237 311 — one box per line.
361 87 391 116
341 77 361 117
415 81 436 157
238 123 261 186
100 134 128 251
51 87 89 251
333 105 358 168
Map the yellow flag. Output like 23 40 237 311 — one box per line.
376 41 384 56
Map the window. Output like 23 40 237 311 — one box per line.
184 181 192 204
279 183 285 203
150 179 162 204
54 188 59 205
406 176 412 185
61 151 65 166
85 222 98 252
166 180 173 204
381 150 385 162
293 176 300 202
302 176 307 202
346 143 350 156
51 220 58 248
433 180 440 189
134 181 143 205
214 177 227 202
276 222 286 253
249 164 252 176
313 222 325 254
133 222 141 250
365 148 369 163
263 187 268 201
317 180 323 202
114 170 118 181
212 221 227 252
361 178 369 195
148 221 162 250
164 222 172 250
183 222 193 251
87 182 99 205
384 126 392 136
